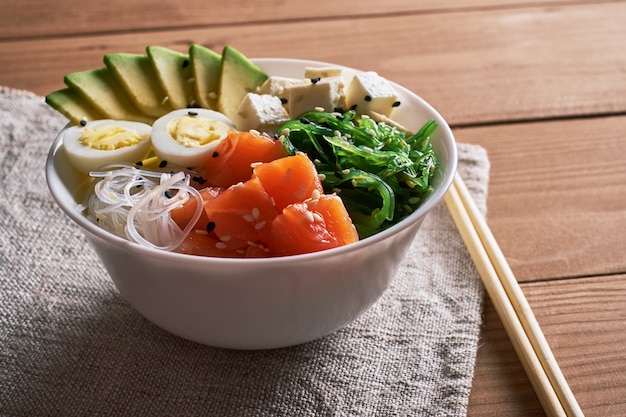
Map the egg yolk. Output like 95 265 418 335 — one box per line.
166 115 230 148
80 125 145 150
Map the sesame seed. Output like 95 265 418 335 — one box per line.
215 242 227 249
392 101 401 107
221 235 232 242
250 162 263 168
310 77 321 84
311 189 321 199
293 190 306 199
312 213 324 223
79 118 87 127
403 204 413 213
305 211 315 223
334 171 343 179
255 221 266 230
135 161 143 167
300 117 311 125
247 241 258 248
341 168 350 175
182 59 190 68
351 179 359 187
159 160 168 168
280 97 288 104
332 188 342 194
314 106 325 112
307 198 319 208
362 146 374 153
161 96 169 105
364 95 372 102
206 221 216 233
250 129 261 136
281 128 290 136
212 151 219 158
187 110 198 116
164 190 173 198
252 207 260 219
318 173 326 181
243 214 255 222
408 197 421 204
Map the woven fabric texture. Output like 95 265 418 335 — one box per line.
0 86 489 417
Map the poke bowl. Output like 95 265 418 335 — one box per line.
45 46 457 350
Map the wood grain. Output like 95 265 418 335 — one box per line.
0 0 585 40
455 115 626 282
470 274 626 417
1 3 625 127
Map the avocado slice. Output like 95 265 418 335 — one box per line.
104 52 172 118
45 88 105 125
189 44 221 110
146 45 195 109
64 67 154 124
217 45 268 121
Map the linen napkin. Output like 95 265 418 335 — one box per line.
0 86 490 417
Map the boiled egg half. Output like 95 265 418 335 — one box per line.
151 109 234 170
62 119 152 174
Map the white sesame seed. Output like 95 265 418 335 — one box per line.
243 214 255 222
351 179 359 187
250 162 263 168
408 197 420 204
281 128 290 136
215 242 228 249
362 146 374 153
318 173 326 181
249 129 261 135
311 189 321 199
293 190 306 199
341 168 350 175
314 106 325 112
255 221 267 230
305 211 315 223
221 235 232 242
312 213 324 223
307 199 319 208
252 207 260 219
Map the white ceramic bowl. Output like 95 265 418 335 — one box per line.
46 58 457 350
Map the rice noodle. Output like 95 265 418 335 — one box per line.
86 163 203 251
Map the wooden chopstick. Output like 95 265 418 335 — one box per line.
444 172 585 417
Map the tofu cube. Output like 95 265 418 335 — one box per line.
345 71 399 117
304 67 344 79
285 77 346 117
232 93 290 135
257 76 308 98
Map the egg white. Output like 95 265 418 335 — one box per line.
62 119 152 174
150 108 234 170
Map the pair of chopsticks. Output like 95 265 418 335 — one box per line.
444 172 585 417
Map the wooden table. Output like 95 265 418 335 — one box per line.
2 1 625 415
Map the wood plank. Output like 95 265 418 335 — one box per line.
455 115 626 282
470 274 626 416
1 2 625 126
468 296 546 417
0 0 583 40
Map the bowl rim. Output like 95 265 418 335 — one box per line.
45 57 458 267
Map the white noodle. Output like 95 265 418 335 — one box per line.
85 165 203 251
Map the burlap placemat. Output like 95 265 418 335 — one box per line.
0 86 490 417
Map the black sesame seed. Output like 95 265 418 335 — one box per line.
79 119 87 127
333 107 344 113
206 221 216 234
280 97 288 104
392 101 401 107
300 117 311 125
159 160 168 168
212 151 219 158
350 104 358 110
364 95 372 102
273 133 280 140
335 113 345 120
182 59 190 68
135 161 143 166
310 77 321 84
193 176 207 185
164 190 173 198
187 110 198 116
334 171 343 179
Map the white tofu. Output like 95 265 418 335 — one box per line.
285 77 346 117
256 76 308 97
232 93 290 135
304 67 344 79
345 71 400 117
